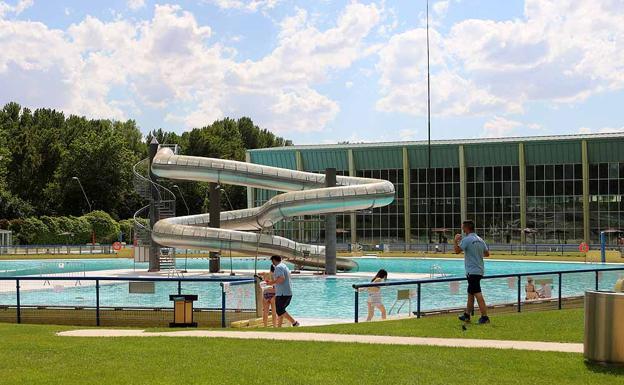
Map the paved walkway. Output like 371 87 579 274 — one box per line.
57 329 583 353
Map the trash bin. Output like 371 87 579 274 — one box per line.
584 290 624 365
169 294 198 327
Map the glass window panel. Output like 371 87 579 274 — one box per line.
545 165 554 180
485 167 493 181
545 181 554 196
512 166 519 181
599 163 609 179
565 164 574 179
467 167 474 182
590 164 599 179
610 163 619 179
574 164 583 180
433 168 441 182
494 182 502 196
494 166 502 181
503 166 511 181
535 165 544 180
536 182 544 196
555 165 564 180
476 167 484 182
444 168 452 183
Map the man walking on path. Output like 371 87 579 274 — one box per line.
265 255 300 327
454 220 490 324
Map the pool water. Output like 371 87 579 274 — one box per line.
1 258 622 320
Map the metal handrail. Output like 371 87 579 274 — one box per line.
352 265 624 323
352 266 624 289
1 275 255 282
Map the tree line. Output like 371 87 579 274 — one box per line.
0 102 291 244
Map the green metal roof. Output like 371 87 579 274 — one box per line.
248 133 624 170
247 132 624 152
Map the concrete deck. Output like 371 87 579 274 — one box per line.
57 329 584 353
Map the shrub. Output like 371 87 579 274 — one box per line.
82 210 120 243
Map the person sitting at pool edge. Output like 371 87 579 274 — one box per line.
525 277 539 300
454 220 490 324
264 255 299 327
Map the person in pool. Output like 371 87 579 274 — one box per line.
259 265 277 327
366 269 388 321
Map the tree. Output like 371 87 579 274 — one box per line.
82 211 120 243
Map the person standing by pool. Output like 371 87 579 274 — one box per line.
265 255 300 327
454 220 490 324
258 265 277 327
366 269 388 321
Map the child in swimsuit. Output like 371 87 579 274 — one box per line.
366 269 388 321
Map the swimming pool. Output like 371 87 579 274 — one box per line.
1 258 623 320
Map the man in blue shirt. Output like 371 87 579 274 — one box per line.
265 255 299 327
454 220 490 324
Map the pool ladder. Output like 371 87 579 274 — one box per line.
429 264 447 278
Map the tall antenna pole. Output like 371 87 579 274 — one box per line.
426 0 432 245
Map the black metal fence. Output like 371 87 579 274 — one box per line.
0 244 114 255
352 266 624 323
339 242 623 255
0 276 257 328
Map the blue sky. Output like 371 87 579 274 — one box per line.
0 0 622 144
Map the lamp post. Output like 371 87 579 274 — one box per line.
216 184 235 211
72 176 92 212
172 185 190 215
425 0 432 246
72 176 95 244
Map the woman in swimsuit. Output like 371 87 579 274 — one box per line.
366 269 388 321
259 265 277 327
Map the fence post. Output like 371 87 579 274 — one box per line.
177 280 182 295
354 287 359 323
595 270 599 291
558 272 562 310
416 283 421 319
220 283 226 328
517 275 522 312
95 279 100 326
16 279 20 324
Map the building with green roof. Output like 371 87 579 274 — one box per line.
246 133 624 247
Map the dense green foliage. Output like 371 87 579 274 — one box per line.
0 102 290 233
1 321 622 385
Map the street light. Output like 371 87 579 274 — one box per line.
215 184 235 211
72 176 92 212
172 185 190 215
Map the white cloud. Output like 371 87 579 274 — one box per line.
399 129 417 141
127 0 146 11
376 28 518 117
579 126 624 134
433 1 449 17
482 116 522 138
345 81 354 89
208 0 280 12
0 0 33 18
377 0 624 120
0 2 380 134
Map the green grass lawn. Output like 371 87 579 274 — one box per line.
1 322 623 385
281 308 585 343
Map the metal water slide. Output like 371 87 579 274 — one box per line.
149 147 395 272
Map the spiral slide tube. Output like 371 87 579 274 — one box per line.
150 147 395 271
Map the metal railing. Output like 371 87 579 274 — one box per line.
340 242 623 255
0 244 114 255
0 275 256 328
351 266 624 323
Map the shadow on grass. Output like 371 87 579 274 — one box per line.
585 361 624 376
